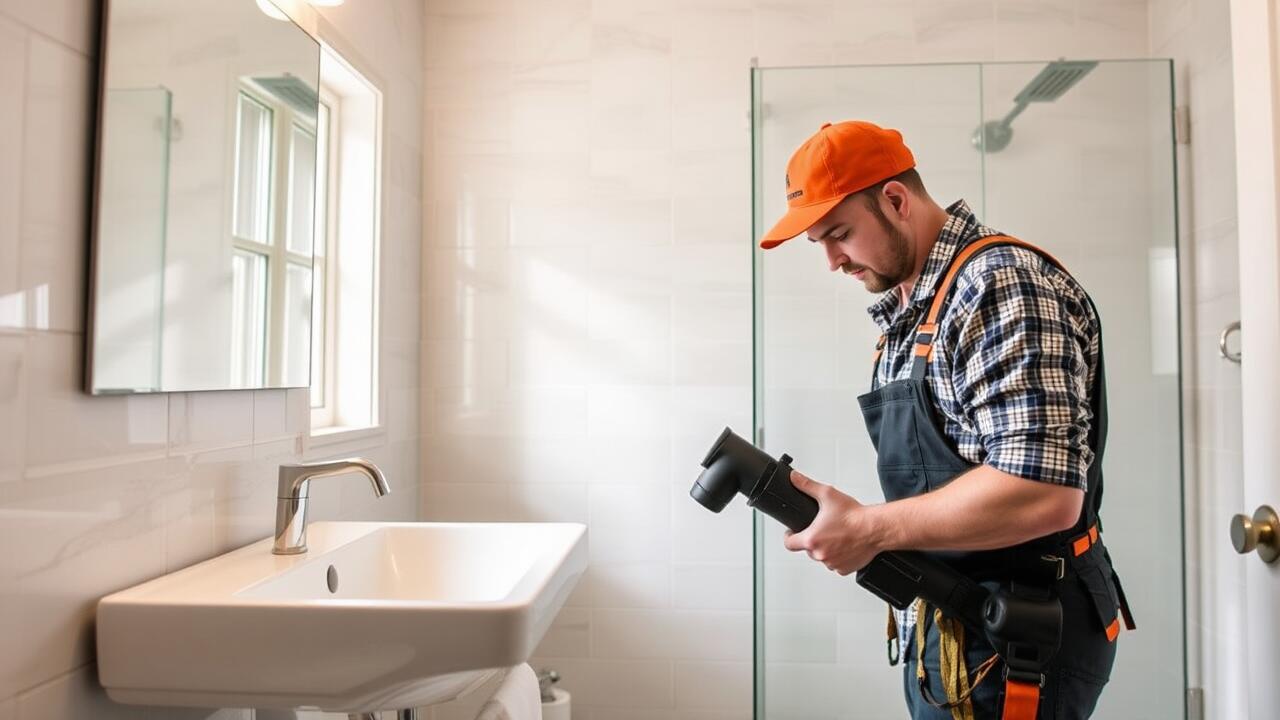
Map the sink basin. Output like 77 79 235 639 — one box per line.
96 521 587 712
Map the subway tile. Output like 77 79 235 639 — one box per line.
508 482 589 523
537 658 673 709
671 564 751 611
587 385 672 438
534 605 592 657
589 560 671 608
670 483 752 565
420 481 510 522
19 34 92 333
592 608 750 661
588 483 671 564
673 661 751 714
763 611 837 663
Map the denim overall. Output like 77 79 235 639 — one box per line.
856 236 1134 720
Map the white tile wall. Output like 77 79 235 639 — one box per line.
0 0 424 718
421 1 1160 718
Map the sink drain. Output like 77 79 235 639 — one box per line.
327 565 339 593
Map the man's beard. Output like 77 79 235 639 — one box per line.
853 202 912 293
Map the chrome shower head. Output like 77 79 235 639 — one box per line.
1014 60 1098 104
972 60 1098 153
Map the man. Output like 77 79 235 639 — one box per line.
761 121 1133 720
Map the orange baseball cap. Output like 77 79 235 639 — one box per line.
759 121 916 249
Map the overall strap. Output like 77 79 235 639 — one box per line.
907 235 1066 380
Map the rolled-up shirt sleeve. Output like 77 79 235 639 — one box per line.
948 263 1095 490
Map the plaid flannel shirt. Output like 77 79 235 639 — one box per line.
870 200 1101 649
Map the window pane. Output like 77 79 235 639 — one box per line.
230 249 267 386
310 258 326 408
232 93 273 243
287 123 317 255
283 261 312 387
314 101 331 261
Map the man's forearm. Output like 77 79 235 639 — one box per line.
866 464 1086 553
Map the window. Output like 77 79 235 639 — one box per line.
309 43 382 439
229 84 317 388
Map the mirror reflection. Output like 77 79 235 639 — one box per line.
88 0 321 394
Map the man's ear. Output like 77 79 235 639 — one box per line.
882 181 910 219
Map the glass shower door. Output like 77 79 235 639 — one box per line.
751 59 1181 719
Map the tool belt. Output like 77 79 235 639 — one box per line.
876 524 1135 720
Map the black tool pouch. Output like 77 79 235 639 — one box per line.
982 582 1063 683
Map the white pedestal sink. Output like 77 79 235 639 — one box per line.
96 521 587 713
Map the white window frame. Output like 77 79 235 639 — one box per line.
308 41 383 445
310 89 339 428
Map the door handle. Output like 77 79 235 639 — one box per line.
1231 505 1280 563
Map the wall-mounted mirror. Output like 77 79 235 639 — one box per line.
87 0 321 394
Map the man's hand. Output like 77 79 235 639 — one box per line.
781 470 883 576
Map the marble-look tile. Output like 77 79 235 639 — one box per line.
0 332 24 484
752 0 835 67
589 54 671 152
14 664 145 720
167 391 255 456
830 0 917 65
912 0 997 62
0 0 98 57
1075 0 1148 58
144 708 253 720
19 34 92 333
24 333 168 472
0 458 170 699
993 0 1078 60
670 0 752 62
0 17 23 319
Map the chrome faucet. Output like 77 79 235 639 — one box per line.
273 457 390 555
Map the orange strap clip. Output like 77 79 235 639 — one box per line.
1070 523 1100 557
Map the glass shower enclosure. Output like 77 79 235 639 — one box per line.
750 60 1181 719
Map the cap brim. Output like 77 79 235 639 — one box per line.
758 194 848 249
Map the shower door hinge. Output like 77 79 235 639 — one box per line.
1174 105 1191 145
1186 687 1204 720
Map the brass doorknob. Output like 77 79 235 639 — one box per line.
1231 505 1280 563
